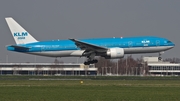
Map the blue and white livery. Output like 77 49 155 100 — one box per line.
5 17 175 65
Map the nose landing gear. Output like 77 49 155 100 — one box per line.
158 52 164 61
158 57 162 61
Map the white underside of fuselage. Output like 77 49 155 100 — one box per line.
24 46 174 57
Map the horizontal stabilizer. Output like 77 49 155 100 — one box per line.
7 45 30 51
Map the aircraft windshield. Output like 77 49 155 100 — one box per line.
167 41 172 43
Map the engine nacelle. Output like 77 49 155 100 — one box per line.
105 48 124 59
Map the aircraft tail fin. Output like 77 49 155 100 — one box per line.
5 17 38 44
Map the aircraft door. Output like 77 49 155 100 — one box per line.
128 41 133 47
156 40 160 46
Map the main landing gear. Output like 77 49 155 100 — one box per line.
84 59 98 65
84 53 98 65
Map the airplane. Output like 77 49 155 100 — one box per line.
5 17 175 65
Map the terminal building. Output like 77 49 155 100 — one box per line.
0 63 97 75
144 57 180 76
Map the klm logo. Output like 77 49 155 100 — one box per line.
14 32 28 40
142 39 150 46
141 40 150 44
14 32 28 36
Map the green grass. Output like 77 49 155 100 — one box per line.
0 76 180 101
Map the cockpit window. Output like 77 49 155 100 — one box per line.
167 41 172 43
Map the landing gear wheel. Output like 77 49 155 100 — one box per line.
84 61 90 65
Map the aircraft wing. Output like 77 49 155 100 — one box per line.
69 38 107 52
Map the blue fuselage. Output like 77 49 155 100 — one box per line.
7 36 175 57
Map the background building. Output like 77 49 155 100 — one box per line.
0 63 97 75
144 57 180 76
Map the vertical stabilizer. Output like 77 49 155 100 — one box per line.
5 17 38 44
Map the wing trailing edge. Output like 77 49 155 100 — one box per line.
69 38 107 52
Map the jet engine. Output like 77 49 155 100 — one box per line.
105 48 124 59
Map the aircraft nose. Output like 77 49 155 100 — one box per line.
167 43 175 50
166 40 175 49
167 40 175 47
169 42 175 50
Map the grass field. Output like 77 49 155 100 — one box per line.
0 76 180 101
